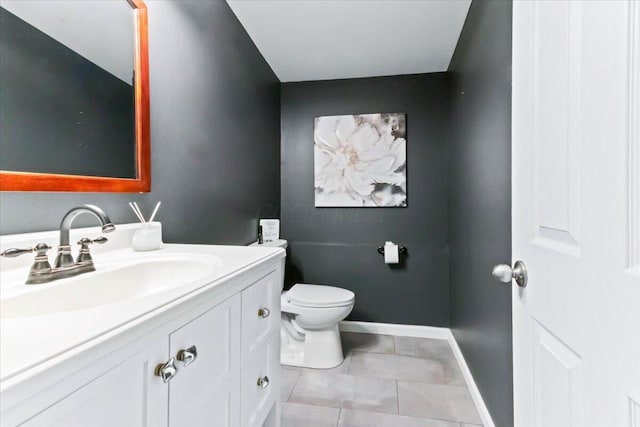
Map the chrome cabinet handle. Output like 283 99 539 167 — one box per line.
257 307 270 318
154 357 177 383
257 375 270 389
492 260 528 288
176 345 198 367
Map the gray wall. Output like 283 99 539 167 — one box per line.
448 1 513 426
0 1 281 246
281 75 450 326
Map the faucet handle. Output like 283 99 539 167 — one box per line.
92 237 109 245
76 237 108 264
77 237 108 249
1 243 51 258
1 247 33 258
2 244 52 285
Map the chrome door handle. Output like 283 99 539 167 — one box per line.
492 260 528 287
257 375 270 389
176 345 198 367
154 357 177 383
258 307 270 318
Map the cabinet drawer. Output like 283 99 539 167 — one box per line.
241 271 279 365
241 333 279 427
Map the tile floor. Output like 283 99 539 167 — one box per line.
280 332 483 427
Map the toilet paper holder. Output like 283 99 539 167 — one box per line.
377 245 407 255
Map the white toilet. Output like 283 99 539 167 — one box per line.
281 283 355 369
250 239 355 369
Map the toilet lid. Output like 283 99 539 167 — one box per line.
286 284 355 307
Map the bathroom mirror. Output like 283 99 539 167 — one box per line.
0 0 150 192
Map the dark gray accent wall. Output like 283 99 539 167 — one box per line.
448 1 513 426
0 7 135 178
0 1 280 246
281 75 450 326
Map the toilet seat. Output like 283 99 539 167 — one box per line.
284 284 355 308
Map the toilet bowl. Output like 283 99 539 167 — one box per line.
281 284 355 369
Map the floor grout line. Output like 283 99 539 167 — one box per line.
289 361 470 390
284 378 470 392
395 379 400 415
283 400 342 411
349 348 460 363
345 354 352 375
284 368 302 402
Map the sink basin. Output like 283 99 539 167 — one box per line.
1 254 220 319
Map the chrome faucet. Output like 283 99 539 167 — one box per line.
0 205 115 284
55 205 115 268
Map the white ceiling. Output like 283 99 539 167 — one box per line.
226 0 471 82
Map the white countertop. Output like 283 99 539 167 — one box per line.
0 224 285 394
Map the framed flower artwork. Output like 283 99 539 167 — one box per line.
314 113 407 207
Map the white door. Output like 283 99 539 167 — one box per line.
511 1 640 426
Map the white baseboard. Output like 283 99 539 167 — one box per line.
447 331 496 427
339 321 496 427
339 321 451 339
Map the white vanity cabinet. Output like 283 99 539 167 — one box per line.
2 257 283 427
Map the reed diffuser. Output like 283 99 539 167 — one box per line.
129 201 163 251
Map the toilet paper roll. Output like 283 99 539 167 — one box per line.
384 241 399 264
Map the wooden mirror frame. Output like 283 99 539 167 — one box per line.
0 0 150 192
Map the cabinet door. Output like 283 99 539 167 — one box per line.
20 337 167 427
241 271 279 365
168 294 241 427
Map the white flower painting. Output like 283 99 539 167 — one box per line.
314 113 407 207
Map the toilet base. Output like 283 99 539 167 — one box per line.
281 324 344 369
